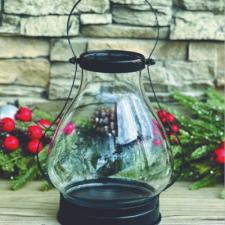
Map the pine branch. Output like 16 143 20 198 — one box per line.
171 146 183 157
190 145 214 160
189 174 218 190
206 88 225 109
0 152 16 173
174 92 224 115
32 108 55 122
15 121 30 132
39 181 53 191
11 166 38 190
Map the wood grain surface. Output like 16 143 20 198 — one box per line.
0 181 224 225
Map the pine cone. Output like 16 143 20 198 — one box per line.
93 106 117 137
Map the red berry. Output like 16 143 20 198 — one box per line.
166 114 175 123
221 141 225 149
161 117 167 124
157 110 177 125
157 110 168 119
27 139 43 154
38 119 51 129
153 139 162 147
0 117 15 132
16 107 32 122
157 110 169 124
171 124 180 134
3 135 19 152
214 148 225 165
63 122 75 135
28 125 43 140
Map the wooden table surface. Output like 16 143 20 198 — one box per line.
0 181 224 225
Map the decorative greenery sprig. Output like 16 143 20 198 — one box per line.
168 88 224 198
0 107 54 190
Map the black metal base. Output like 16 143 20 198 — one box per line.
57 194 161 225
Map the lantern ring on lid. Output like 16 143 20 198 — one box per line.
70 50 148 73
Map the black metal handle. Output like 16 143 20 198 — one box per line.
67 0 160 61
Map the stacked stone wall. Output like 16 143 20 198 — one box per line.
0 0 224 105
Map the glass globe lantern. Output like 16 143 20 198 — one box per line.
48 50 173 225
46 1 175 225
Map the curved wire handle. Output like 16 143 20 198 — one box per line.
144 0 160 60
67 0 159 61
67 0 82 59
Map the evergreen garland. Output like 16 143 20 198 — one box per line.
167 88 224 198
0 107 54 191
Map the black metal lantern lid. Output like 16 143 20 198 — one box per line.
69 50 154 73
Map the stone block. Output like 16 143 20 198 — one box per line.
20 16 79 37
111 0 172 7
51 63 82 79
4 0 110 15
168 83 214 94
112 5 172 26
166 61 215 86
76 0 110 13
170 11 224 41
82 24 169 39
127 0 172 9
50 38 87 61
142 65 168 84
0 85 45 97
81 14 112 25
0 59 50 87
111 0 144 4
144 84 169 94
17 98 50 106
216 43 225 86
0 37 49 58
142 62 168 93
174 0 225 12
28 100 65 113
0 97 50 108
88 39 187 60
0 15 20 35
189 42 217 61
48 78 80 100
142 65 169 93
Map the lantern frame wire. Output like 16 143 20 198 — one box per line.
36 0 185 191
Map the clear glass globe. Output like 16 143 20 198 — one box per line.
48 66 173 208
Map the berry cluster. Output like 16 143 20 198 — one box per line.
157 109 180 137
157 109 225 166
0 107 52 154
